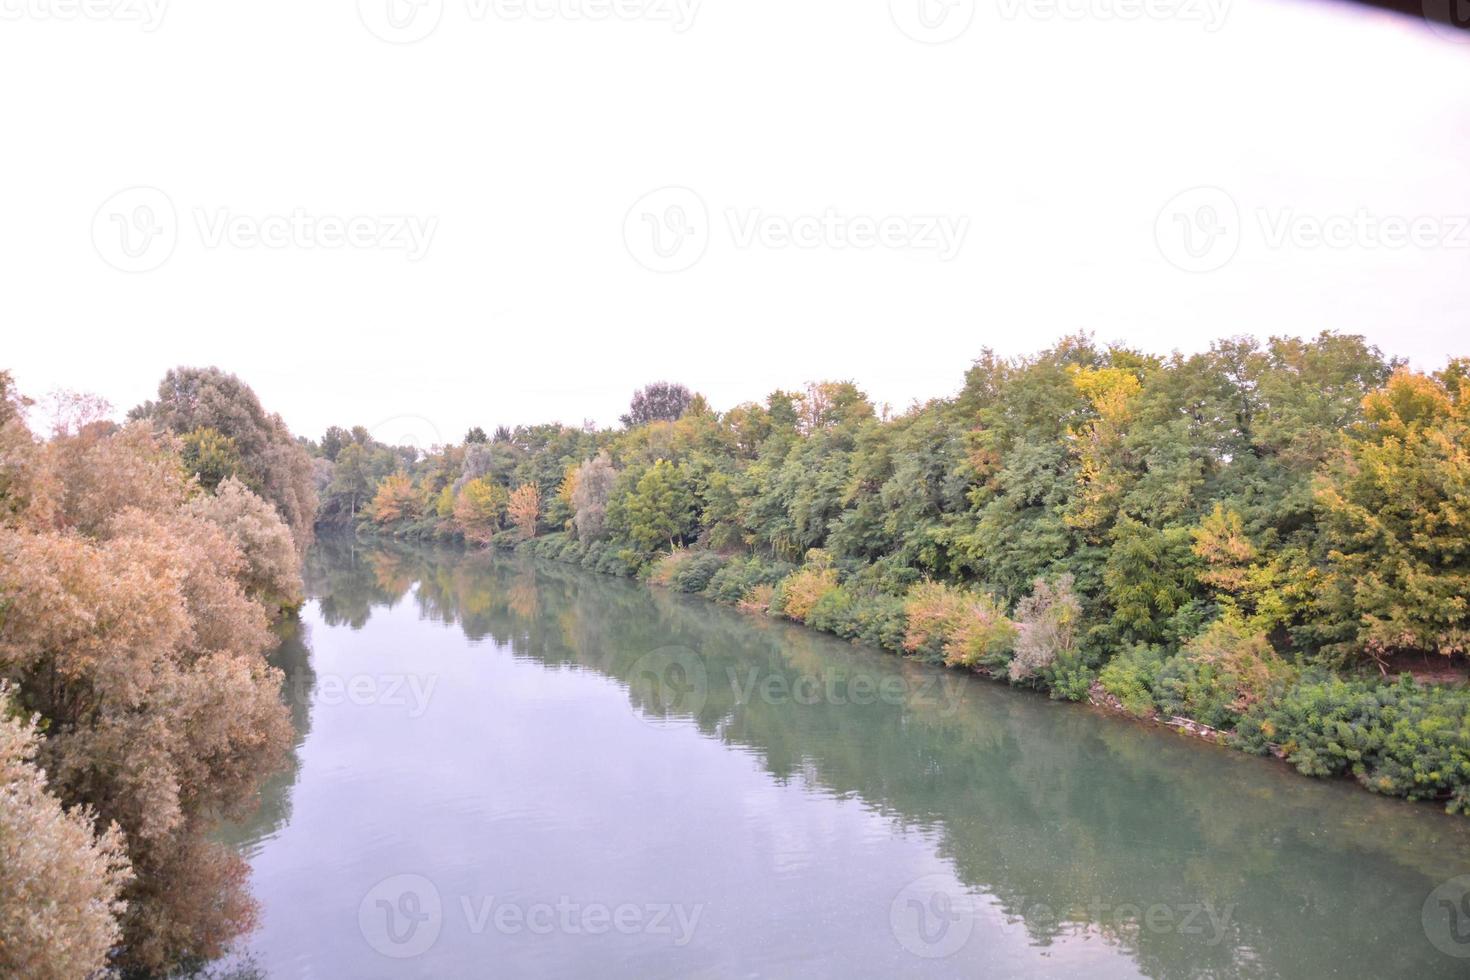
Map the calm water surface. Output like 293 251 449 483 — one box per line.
215 539 1470 978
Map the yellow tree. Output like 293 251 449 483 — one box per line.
1064 364 1142 541
1311 366 1470 663
453 477 508 545
369 472 419 525
507 483 541 541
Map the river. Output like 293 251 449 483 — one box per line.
213 538 1470 978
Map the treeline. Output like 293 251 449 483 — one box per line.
0 368 314 978
317 334 1470 813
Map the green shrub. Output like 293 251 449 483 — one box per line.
1098 644 1167 717
849 593 909 652
704 557 792 605
805 584 857 636
1238 674 1470 814
671 551 726 594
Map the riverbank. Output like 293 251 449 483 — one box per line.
496 531 1470 817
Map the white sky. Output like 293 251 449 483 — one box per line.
2 0 1467 447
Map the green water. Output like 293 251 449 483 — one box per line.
217 539 1470 978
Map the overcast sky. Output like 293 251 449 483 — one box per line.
3 0 1467 447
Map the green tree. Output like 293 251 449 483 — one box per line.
1309 367 1470 664
624 459 696 552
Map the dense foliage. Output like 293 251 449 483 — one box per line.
0 369 306 975
319 334 1470 812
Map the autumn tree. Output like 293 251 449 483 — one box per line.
454 477 510 545
133 367 317 552
507 483 541 541
1309 366 1470 664
571 452 617 541
187 475 304 610
0 691 132 980
369 471 420 525
0 400 293 975
179 425 243 492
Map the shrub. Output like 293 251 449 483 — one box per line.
850 593 909 652
1010 574 1082 683
646 549 693 587
186 476 303 611
1099 644 1167 717
1237 674 1470 814
1155 620 1296 730
557 537 586 564
902 581 1015 669
0 692 132 980
671 551 726 594
738 583 776 615
704 557 792 605
774 567 840 623
806 585 857 637
595 548 641 578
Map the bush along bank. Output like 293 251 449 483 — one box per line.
311 337 1470 816
510 533 1470 816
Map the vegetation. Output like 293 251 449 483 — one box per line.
316 334 1470 812
0 369 304 975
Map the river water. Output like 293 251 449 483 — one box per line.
215 538 1470 978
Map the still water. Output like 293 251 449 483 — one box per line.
216 538 1470 978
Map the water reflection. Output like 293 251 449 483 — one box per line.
228 536 1470 978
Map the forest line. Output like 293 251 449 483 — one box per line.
3 332 1470 976
318 333 1470 815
